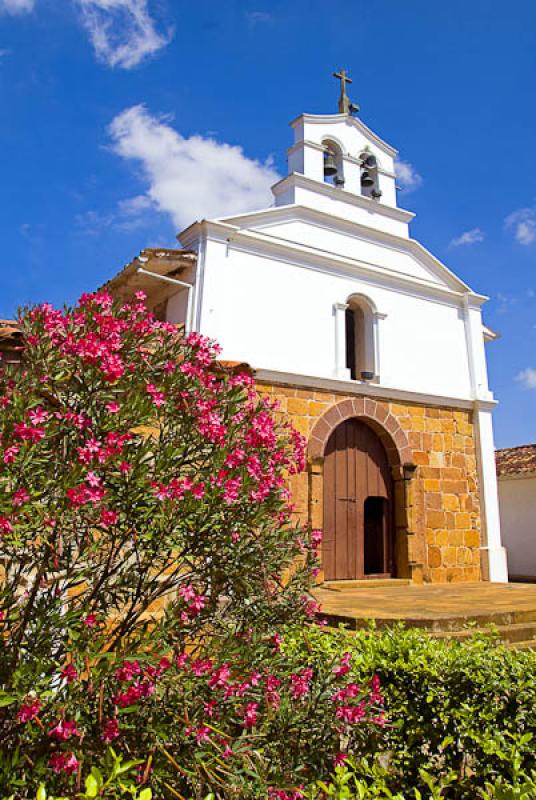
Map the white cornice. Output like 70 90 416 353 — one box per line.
212 203 483 300
271 173 414 223
255 368 497 411
218 225 482 304
289 113 398 158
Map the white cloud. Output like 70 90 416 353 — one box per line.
77 0 172 69
245 11 274 27
394 158 423 193
108 104 280 230
450 227 485 247
0 0 34 13
505 207 536 245
516 368 536 390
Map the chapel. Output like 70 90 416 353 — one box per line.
107 72 508 586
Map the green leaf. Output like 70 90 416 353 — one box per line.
36 785 47 800
85 775 98 798
139 790 152 800
0 694 18 708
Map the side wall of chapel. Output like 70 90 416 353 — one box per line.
256 381 482 584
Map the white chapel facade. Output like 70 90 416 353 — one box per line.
109 75 508 584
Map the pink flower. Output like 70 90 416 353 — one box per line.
334 753 348 768
242 702 258 729
190 658 213 676
106 401 121 414
28 407 49 425
48 752 79 775
178 584 195 602
101 354 124 382
115 660 142 681
61 664 78 683
13 422 45 443
195 725 211 744
102 718 120 743
146 383 165 407
85 471 101 487
208 663 231 689
0 516 13 536
176 651 189 669
119 461 132 474
83 613 97 627
16 699 41 723
48 719 79 741
134 290 146 301
3 445 20 464
99 508 119 527
290 668 313 699
333 652 352 678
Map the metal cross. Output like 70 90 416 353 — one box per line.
333 69 359 115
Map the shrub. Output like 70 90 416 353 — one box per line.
0 294 383 798
285 625 536 799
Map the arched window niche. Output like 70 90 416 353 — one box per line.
345 294 377 382
322 138 345 188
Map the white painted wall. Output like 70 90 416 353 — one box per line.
498 475 536 578
181 236 477 400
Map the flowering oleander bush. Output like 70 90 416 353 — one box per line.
0 293 384 798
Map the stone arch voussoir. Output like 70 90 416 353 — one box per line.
308 397 413 467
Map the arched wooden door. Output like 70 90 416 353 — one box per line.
323 418 394 581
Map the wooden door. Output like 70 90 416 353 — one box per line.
322 418 393 581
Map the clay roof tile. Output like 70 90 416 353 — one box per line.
496 444 536 477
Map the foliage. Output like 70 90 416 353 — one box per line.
305 758 536 800
0 293 383 798
285 625 536 799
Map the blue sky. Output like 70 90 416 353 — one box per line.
0 0 535 447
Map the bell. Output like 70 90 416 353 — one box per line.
362 154 377 169
323 152 338 177
361 170 374 187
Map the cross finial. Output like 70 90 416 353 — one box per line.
333 69 359 115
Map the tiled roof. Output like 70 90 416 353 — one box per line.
496 444 536 477
103 248 197 304
0 319 24 364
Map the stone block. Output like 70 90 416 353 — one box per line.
436 529 450 546
428 547 442 568
426 492 442 510
464 530 480 548
427 510 446 528
308 401 328 417
409 432 422 449
425 418 443 433
409 405 425 417
413 450 430 466
442 493 460 512
424 478 441 492
287 398 310 416
455 512 471 529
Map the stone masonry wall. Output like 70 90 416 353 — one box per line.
256 380 482 584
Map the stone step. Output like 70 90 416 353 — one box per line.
432 621 536 645
321 607 536 632
322 579 411 591
508 639 536 650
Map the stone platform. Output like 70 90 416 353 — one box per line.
312 581 536 648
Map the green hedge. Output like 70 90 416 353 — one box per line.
284 624 536 799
